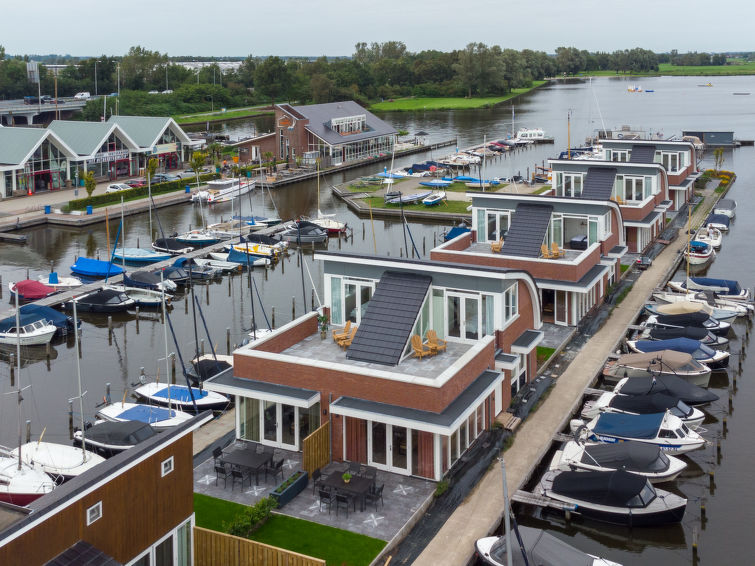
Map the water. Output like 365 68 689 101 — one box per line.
3 76 755 564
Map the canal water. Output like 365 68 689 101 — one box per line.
3 76 755 565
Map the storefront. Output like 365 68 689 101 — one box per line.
0 129 75 198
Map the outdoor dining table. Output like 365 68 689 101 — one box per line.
320 474 373 511
221 448 273 485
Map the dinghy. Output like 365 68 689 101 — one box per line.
37 272 82 290
422 191 447 206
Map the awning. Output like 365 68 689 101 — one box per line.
536 264 609 293
624 210 662 228
606 245 628 259
495 351 519 370
511 330 544 354
330 369 502 435
204 368 320 408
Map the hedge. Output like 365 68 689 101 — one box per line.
67 172 219 211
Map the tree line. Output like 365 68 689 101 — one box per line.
0 43 737 111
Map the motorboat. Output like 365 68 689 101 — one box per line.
683 240 714 265
422 192 447 206
602 350 711 387
538 469 687 526
12 441 105 481
670 277 751 302
386 190 433 204
12 305 78 337
37 272 82 290
172 257 222 280
152 237 194 256
274 221 328 244
112 247 173 265
0 448 56 505
306 213 347 234
693 226 722 249
570 411 706 454
8 280 58 303
186 354 233 385
63 288 135 313
549 440 686 483
626 338 729 369
226 243 278 263
70 257 125 279
74 420 157 457
174 229 224 247
123 270 178 292
649 307 735 334
705 213 730 231
644 300 739 324
515 128 546 143
192 177 254 204
581 392 705 429
232 215 282 228
96 402 193 429
209 251 270 268
103 285 172 308
419 179 451 189
614 375 719 406
713 198 736 218
160 266 191 286
641 316 729 346
193 257 243 273
242 233 289 253
652 290 751 317
134 382 230 411
475 525 623 566
0 318 57 346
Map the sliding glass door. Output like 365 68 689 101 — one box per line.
368 421 411 475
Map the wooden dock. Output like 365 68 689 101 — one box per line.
511 490 576 512
0 231 27 243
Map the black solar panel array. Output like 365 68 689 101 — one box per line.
346 271 432 366
581 167 617 200
501 203 554 258
45 541 121 566
629 144 657 163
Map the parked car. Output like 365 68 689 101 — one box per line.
176 167 210 179
23 96 39 105
161 89 173 95
152 173 180 183
635 256 653 270
108 92 118 97
126 178 147 188
40 95 53 104
73 92 91 100
105 183 133 194
148 90 159 95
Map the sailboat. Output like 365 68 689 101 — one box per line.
305 162 347 234
112 197 172 265
12 299 106 481
0 295 56 504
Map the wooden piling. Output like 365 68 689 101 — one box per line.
25 420 31 443
423 236 426 255
311 288 315 310
135 306 140 332
709 470 715 492
171 353 176 380
272 307 275 329
105 383 111 404
107 315 113 333
226 327 231 355
700 498 706 522
292 296 296 320
68 400 73 436
0 275 3 299
200 339 205 356
692 526 699 558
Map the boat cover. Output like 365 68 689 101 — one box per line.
613 350 703 374
70 257 125 278
592 412 664 439
124 271 165 288
715 199 736 211
153 238 193 252
243 234 279 246
618 375 719 405
117 405 177 423
489 526 595 566
634 338 715 359
581 442 666 472
705 213 730 227
444 226 470 242
0 309 55 332
151 385 208 402
11 280 56 299
653 312 711 326
78 289 129 305
86 420 156 446
649 326 709 341
610 393 688 415
551 470 649 506
688 241 710 253
687 277 743 295
173 257 200 268
188 359 231 381
18 305 73 332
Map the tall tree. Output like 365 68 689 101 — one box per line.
254 56 292 104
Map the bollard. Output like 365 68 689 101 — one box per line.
692 526 699 558
185 295 189 314
292 296 296 320
709 470 715 492
362 223 365 239
200 339 205 356
700 498 707 522
296 253 299 267
338 236 342 249
400 248 403 257
716 438 722 462
272 307 275 329
26 268 30 280
433 233 436 247
281 259 284 274
729 392 733 413
228 275 231 295
226 327 231 355
105 383 111 405
206 283 210 304
265 267 269 280
26 420 31 443
140 367 145 380
0 275 2 299
46 341 51 358
135 306 140 332
723 417 728 437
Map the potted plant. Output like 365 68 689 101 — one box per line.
318 314 329 339
342 471 352 484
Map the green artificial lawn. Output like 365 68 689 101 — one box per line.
370 82 545 111
536 346 556 367
193 494 385 566
362 196 470 214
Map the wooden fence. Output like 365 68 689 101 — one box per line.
301 421 330 475
194 526 326 566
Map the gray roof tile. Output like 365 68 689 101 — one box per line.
630 144 656 163
501 203 553 258
581 167 617 200
291 101 396 147
346 271 431 366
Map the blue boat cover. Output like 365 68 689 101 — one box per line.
688 277 742 295
688 241 710 253
0 305 71 332
635 337 714 359
70 258 124 278
705 213 730 227
117 405 176 423
444 226 471 242
151 385 208 402
592 412 664 439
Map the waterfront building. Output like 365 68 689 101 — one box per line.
205 252 542 481
0 413 210 565
431 193 625 327
274 101 397 167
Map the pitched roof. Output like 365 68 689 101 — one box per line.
45 541 121 566
48 121 138 156
581 167 617 200
107 115 190 147
291 101 396 146
346 271 431 366
0 128 50 165
629 144 657 163
501 203 553 258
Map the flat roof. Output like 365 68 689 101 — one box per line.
536 264 609 292
204 367 320 407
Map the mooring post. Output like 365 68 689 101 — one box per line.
226 327 231 355
200 339 205 356
135 306 140 332
423 236 426 255
68 400 74 435
171 353 176 380
271 306 275 329
26 420 31 443
700 498 707 523
311 289 315 310
105 383 111 404
292 296 296 320
692 526 699 559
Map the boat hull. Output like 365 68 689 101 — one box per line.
602 362 711 388
0 326 57 346
549 494 687 527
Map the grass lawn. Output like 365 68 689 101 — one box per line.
174 106 273 124
533 185 552 195
573 61 755 78
620 263 631 274
193 494 385 566
370 82 546 112
536 346 556 368
362 196 471 215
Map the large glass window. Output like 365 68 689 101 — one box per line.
504 285 518 323
432 289 445 339
482 295 495 336
155 535 173 566
240 397 260 442
330 276 342 325
372 422 386 465
176 520 192 566
476 208 486 242
299 402 320 445
281 404 296 446
263 400 277 442
486 210 510 242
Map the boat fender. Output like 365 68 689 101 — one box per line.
569 418 584 433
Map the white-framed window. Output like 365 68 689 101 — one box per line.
554 172 583 197
484 209 511 242
657 150 686 173
161 456 174 477
504 285 518 323
327 275 375 326
608 149 629 162
86 501 102 526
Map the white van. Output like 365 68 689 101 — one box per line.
73 92 91 100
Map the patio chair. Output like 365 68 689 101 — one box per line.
312 468 327 495
255 443 265 454
336 326 358 350
267 458 284 483
490 237 504 253
214 463 231 487
540 244 555 259
318 489 333 514
335 492 352 518
332 320 351 343
411 334 433 359
212 446 224 466
230 466 252 491
348 461 361 476
365 484 384 511
363 466 377 487
550 242 565 258
426 330 447 354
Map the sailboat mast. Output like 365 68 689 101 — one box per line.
14 293 22 471
567 110 572 160
120 196 126 270
161 271 172 413
686 198 691 280
72 300 87 460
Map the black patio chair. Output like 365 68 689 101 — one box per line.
363 466 377 485
255 443 265 454
335 492 352 518
365 484 384 511
267 458 284 483
311 468 326 495
347 461 361 476
214 463 230 487
230 466 252 491
318 488 333 514
212 446 224 466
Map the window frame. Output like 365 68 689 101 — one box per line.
161 456 174 477
86 501 103 526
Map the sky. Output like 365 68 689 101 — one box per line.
3 0 753 57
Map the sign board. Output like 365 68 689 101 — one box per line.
153 143 177 155
26 62 39 84
90 149 129 164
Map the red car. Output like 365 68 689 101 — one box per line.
126 178 147 188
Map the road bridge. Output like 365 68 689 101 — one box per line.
0 98 90 126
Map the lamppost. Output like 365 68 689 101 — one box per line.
94 60 98 96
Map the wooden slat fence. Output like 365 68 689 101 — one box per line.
194 526 326 566
301 421 330 475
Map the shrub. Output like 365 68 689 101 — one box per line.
224 497 278 538
273 471 305 494
434 479 449 497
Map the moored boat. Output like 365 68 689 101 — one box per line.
693 226 722 249
705 213 730 231
581 392 705 429
73 420 157 457
672 277 751 302
8 280 58 303
274 221 328 244
134 382 230 411
626 338 729 369
12 441 105 481
210 250 270 268
193 257 243 273
683 240 714 265
152 237 195 256
0 319 57 346
0 449 56 505
614 375 719 406
123 270 178 292
36 273 82 290
422 191 447 206
103 285 172 308
96 402 193 429
63 289 135 313
112 247 173 265
644 300 739 324
192 177 254 204
713 198 736 218
70 257 125 279
602 350 712 387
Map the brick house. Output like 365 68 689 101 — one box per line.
204 252 542 481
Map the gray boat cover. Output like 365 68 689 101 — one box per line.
581 442 669 473
618 375 719 405
552 470 649 507
488 526 595 566
610 393 692 417
613 350 700 372
85 420 156 446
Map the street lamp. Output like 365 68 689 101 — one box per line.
94 60 99 96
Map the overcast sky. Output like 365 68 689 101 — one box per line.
3 0 752 57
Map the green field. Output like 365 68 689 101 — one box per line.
369 82 546 112
577 61 755 78
362 196 470 214
174 106 273 124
